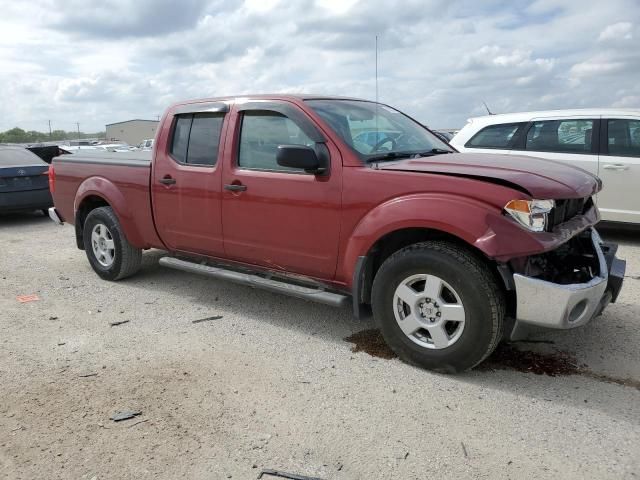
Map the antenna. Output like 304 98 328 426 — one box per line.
375 35 378 104
482 101 494 115
375 35 379 141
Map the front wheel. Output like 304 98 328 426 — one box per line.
371 241 504 373
82 206 142 281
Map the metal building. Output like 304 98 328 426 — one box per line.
105 119 159 146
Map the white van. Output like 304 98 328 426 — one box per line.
450 109 640 225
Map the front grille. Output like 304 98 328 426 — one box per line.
547 197 592 231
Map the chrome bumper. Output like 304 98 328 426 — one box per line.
510 229 625 340
48 207 64 225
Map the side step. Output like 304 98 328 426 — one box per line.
159 257 350 308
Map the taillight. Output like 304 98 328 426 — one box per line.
48 164 55 193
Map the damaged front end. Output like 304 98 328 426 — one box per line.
508 228 626 340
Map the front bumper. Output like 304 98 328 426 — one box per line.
510 229 625 340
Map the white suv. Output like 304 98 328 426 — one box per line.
450 109 640 225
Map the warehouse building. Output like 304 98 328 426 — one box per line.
105 119 159 146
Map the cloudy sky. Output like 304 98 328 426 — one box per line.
0 0 638 133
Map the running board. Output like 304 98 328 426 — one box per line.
159 257 350 308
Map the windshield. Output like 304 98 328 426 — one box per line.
306 99 453 161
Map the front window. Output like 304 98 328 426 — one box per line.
607 119 640 157
526 119 595 154
238 111 314 172
306 99 452 161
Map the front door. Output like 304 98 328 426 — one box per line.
151 104 228 256
598 117 640 223
220 102 342 280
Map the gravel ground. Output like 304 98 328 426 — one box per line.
1 213 639 480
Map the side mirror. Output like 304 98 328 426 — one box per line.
276 145 325 174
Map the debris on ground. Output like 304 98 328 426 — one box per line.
78 373 98 378
49 316 58 320
257 469 324 480
461 441 469 458
128 418 149 428
344 329 397 359
109 320 130 327
57 342 65 346
17 294 39 303
192 315 223 324
110 410 142 422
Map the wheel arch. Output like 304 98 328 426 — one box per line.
352 226 511 315
74 177 145 250
345 194 520 319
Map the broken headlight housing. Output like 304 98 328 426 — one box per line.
504 199 555 232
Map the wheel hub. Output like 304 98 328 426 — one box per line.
419 300 440 322
91 223 115 268
392 273 466 350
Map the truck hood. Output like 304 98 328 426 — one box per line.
377 152 600 199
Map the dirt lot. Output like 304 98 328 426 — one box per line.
1 213 639 479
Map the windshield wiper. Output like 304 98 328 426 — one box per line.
421 148 454 155
366 151 416 163
366 148 454 164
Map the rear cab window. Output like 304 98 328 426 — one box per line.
169 113 225 166
465 123 525 149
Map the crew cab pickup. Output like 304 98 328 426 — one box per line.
48 95 626 372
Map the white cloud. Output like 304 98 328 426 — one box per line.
0 0 638 133
598 22 633 41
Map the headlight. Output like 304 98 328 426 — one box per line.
504 199 555 232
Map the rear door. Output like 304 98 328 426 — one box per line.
597 117 640 223
220 101 342 280
151 102 229 256
509 117 599 177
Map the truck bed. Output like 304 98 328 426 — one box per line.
52 151 161 249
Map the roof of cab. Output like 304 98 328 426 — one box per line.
169 94 371 109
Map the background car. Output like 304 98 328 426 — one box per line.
0 145 52 215
450 109 640 225
137 139 154 151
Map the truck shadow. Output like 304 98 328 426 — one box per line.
120 250 639 421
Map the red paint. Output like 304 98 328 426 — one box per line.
51 95 602 291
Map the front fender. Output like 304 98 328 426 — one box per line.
75 176 146 248
340 193 551 286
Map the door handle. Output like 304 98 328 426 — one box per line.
224 184 247 192
602 164 629 171
159 176 176 185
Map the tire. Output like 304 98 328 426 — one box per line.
82 206 142 281
371 241 504 373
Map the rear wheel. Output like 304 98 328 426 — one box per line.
82 206 142 280
371 241 504 373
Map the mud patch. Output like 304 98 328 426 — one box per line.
344 329 397 360
477 343 582 376
480 344 640 390
344 329 640 390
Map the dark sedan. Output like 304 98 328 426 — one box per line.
0 146 52 214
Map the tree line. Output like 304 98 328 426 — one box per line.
0 127 106 144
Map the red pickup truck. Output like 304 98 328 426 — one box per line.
48 94 625 372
